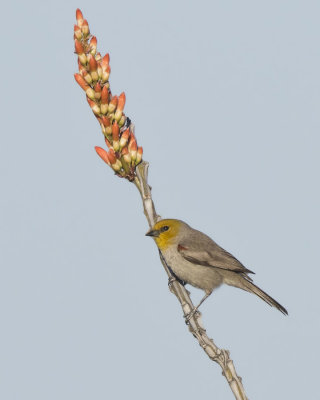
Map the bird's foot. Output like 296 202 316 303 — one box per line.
184 308 200 324
168 276 177 289
168 272 186 288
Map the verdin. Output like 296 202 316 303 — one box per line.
146 219 287 317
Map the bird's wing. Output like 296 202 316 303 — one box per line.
177 230 254 275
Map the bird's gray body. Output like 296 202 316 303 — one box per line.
162 244 225 293
160 220 287 315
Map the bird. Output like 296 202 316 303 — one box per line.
146 219 288 319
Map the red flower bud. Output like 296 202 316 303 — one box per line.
112 121 120 142
74 39 84 55
81 19 90 36
121 147 131 164
101 65 110 82
105 137 112 148
108 148 117 164
82 70 92 84
108 95 118 113
88 55 98 71
115 92 126 121
101 86 109 104
76 9 84 27
101 116 111 127
87 98 100 114
119 129 130 149
129 135 137 161
94 83 102 100
95 146 110 165
90 36 97 54
117 92 126 112
74 25 82 40
74 73 88 91
112 122 120 151
101 53 110 70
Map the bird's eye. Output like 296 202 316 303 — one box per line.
162 226 169 232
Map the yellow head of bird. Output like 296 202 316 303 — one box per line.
145 219 181 250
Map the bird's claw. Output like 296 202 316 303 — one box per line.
184 308 200 323
168 276 176 288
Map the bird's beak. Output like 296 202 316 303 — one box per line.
145 229 159 237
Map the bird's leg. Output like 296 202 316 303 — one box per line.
185 292 211 323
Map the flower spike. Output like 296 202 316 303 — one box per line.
74 9 143 181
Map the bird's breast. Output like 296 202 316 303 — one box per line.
162 248 223 293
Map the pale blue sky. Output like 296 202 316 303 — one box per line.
1 1 319 399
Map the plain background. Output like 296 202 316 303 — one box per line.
1 1 319 399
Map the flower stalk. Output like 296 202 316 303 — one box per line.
73 9 248 400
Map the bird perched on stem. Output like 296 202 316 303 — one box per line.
146 219 288 319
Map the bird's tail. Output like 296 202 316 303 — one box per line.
231 276 288 315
